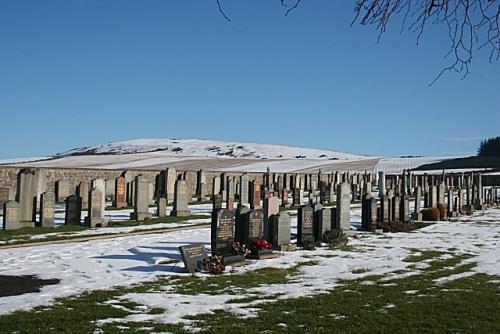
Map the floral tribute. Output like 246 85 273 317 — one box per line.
202 255 225 274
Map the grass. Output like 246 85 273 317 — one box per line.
0 215 209 246
107 214 209 227
1 245 498 333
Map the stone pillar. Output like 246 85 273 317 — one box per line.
130 176 152 221
114 176 127 208
335 183 351 233
84 189 107 227
157 197 166 217
378 171 386 198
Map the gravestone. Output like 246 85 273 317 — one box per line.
269 212 292 250
165 167 177 203
399 195 410 223
77 181 90 210
84 188 107 227
130 176 152 221
361 193 377 230
92 179 106 217
263 196 280 240
113 176 127 208
314 208 331 243
212 176 221 197
437 183 445 206
412 187 423 220
336 183 351 232
239 174 249 208
38 192 55 228
65 195 82 225
211 208 235 255
378 171 386 198
281 188 290 207
292 188 303 206
196 169 206 200
157 197 166 217
234 205 251 243
16 169 37 225
392 196 400 222
0 186 15 208
243 209 264 244
429 185 437 208
298 205 314 248
179 244 208 274
3 201 21 230
55 180 70 202
171 180 191 217
250 181 261 209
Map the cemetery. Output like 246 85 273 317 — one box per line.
1 1 499 332
1 154 499 332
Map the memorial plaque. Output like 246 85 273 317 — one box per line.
179 244 208 274
269 212 291 248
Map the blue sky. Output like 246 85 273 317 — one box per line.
0 0 498 159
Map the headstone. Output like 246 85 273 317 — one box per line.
0 187 15 208
335 183 351 232
429 185 437 208
249 181 261 210
392 196 400 222
92 179 106 217
234 205 251 243
292 188 303 206
165 168 177 203
55 180 70 202
113 176 127 208
65 195 82 225
3 201 21 230
314 208 331 242
77 181 90 210
38 192 55 228
361 193 377 230
239 174 249 208
171 180 191 216
399 195 410 223
157 197 166 217
84 188 107 227
196 169 206 200
297 205 314 247
243 209 264 244
211 208 235 255
179 244 208 274
212 176 221 197
130 176 152 221
380 195 390 222
16 169 37 225
378 171 386 198
269 212 291 250
263 196 280 240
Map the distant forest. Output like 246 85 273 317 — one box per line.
478 137 500 157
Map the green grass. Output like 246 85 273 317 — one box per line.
1 250 498 333
108 214 209 227
0 226 86 243
403 249 444 263
0 215 210 246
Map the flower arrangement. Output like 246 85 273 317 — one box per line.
202 255 225 274
231 242 247 256
252 239 272 250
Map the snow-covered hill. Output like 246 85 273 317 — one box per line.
57 138 368 161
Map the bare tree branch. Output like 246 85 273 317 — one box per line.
216 0 231 22
352 0 500 85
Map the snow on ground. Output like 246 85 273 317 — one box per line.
0 204 212 245
57 138 367 161
0 206 498 321
0 157 51 165
373 156 461 173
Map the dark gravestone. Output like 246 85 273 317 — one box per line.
179 244 208 274
210 208 235 256
244 210 264 244
234 206 250 243
65 195 82 225
269 212 291 250
314 208 331 243
298 205 314 249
